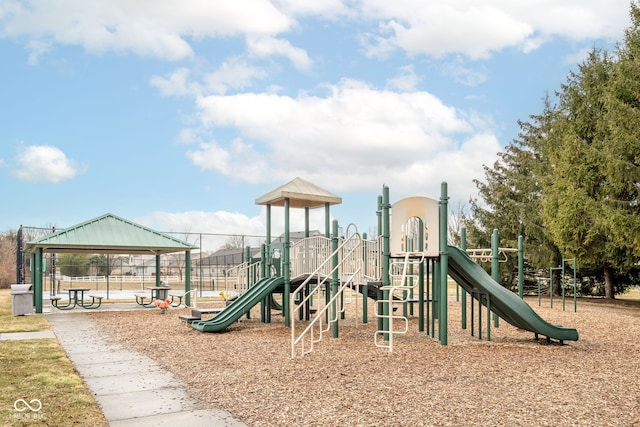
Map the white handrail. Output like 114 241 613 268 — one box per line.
290 232 363 358
225 261 263 293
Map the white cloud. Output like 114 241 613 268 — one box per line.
246 36 313 71
186 79 499 199
1 0 293 61
359 0 630 60
386 64 421 91
362 3 534 60
275 0 352 18
150 68 200 96
441 57 487 87
12 145 86 183
151 59 268 97
2 0 630 64
203 58 269 94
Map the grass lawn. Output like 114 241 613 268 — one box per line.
0 289 107 426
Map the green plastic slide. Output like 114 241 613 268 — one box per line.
447 245 578 342
191 276 284 332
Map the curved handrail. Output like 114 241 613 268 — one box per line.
290 232 363 357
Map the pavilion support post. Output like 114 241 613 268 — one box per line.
34 248 43 313
155 255 161 287
185 251 191 307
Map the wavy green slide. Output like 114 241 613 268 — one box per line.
191 276 284 332
447 245 578 342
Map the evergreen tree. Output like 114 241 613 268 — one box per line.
470 97 562 288
541 48 615 295
471 5 640 298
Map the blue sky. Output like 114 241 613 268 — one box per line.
0 1 632 247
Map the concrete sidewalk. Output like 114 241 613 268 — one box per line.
45 312 247 426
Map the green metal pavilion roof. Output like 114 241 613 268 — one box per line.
255 177 342 209
26 213 198 255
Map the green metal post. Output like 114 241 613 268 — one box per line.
266 205 271 277
418 223 425 332
491 229 499 328
538 279 541 306
331 220 339 338
549 267 562 309
284 198 291 327
260 243 267 322
185 251 191 307
549 267 554 308
573 259 577 312
460 227 467 329
432 260 438 338
426 259 430 335
362 232 368 324
325 202 330 238
439 182 449 345
478 291 482 340
34 248 43 313
518 235 524 299
486 293 491 341
562 260 566 311
377 195 383 236
382 186 391 341
30 252 36 299
245 246 251 319
377 195 383 332
155 255 161 287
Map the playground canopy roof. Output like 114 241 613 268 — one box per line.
255 177 342 209
26 213 198 255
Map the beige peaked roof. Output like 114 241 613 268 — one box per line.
26 213 198 255
255 177 342 209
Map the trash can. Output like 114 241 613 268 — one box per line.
11 284 34 315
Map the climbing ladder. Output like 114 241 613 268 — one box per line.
374 252 425 352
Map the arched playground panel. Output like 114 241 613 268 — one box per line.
189 179 578 357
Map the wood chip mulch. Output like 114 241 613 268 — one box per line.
89 297 640 427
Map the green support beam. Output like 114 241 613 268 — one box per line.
438 182 448 345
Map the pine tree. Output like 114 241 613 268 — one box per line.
470 96 563 288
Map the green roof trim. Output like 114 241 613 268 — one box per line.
26 213 198 254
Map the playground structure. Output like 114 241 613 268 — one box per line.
189 178 579 356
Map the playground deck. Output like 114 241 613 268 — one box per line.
89 296 640 427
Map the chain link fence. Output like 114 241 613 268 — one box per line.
17 226 267 298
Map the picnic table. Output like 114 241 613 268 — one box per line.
135 286 177 307
51 288 103 310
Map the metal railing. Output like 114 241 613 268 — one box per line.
290 231 363 358
290 236 333 279
225 261 263 294
362 237 382 281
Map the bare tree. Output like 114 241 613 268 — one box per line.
165 232 199 282
0 231 17 288
219 235 246 251
448 201 471 245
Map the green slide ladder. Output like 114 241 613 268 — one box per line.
191 276 284 333
447 245 578 343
